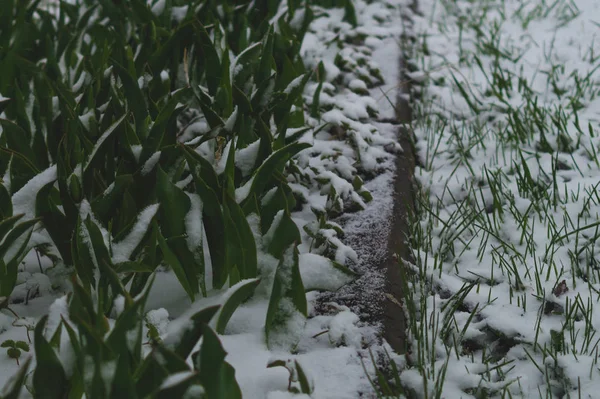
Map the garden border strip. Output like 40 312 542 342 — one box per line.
379 1 418 355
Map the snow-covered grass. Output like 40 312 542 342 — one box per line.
397 0 600 397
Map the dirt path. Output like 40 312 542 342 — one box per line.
317 3 417 355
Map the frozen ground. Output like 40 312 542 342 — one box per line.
403 0 600 397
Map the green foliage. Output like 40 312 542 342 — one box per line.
1 340 30 366
22 277 241 398
0 211 38 298
0 0 360 395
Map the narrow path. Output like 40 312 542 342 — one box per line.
379 45 417 354
317 1 418 356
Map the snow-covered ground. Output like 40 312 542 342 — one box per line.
404 0 600 397
0 1 411 397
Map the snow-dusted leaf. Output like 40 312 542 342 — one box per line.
215 278 260 334
243 142 310 208
165 305 219 360
265 244 307 351
0 356 31 399
33 316 67 398
196 324 242 399
83 114 126 174
298 253 356 292
111 203 160 263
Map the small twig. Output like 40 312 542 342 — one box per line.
312 329 329 339
35 249 44 274
3 306 20 319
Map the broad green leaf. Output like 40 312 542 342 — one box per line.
134 345 189 398
33 316 68 399
190 84 224 129
36 182 71 263
0 183 12 219
60 315 85 399
15 341 29 352
157 231 195 301
260 183 293 233
84 217 112 271
224 193 257 279
215 48 233 117
168 305 220 360
0 216 37 269
155 166 201 297
232 85 253 117
243 142 310 206
114 261 155 273
265 244 307 350
110 351 137 399
112 58 149 139
181 145 220 192
193 22 222 96
140 88 191 164
91 174 134 223
343 0 358 27
197 325 242 399
256 27 274 85
0 120 35 170
83 114 127 175
231 42 262 90
0 214 24 243
265 210 301 259
72 217 98 290
184 155 228 289
105 275 155 365
154 373 200 399
0 357 31 399
155 166 190 238
215 278 260 334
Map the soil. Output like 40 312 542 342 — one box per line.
316 4 418 355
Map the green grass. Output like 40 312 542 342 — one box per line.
376 0 600 397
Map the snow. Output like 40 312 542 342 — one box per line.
349 79 368 93
235 140 260 177
400 0 600 395
160 371 196 389
171 6 188 23
160 70 169 82
145 308 170 337
235 176 254 203
298 253 354 292
11 165 57 221
184 193 202 251
84 115 126 172
151 0 166 16
111 203 160 263
131 144 143 162
224 106 238 132
284 74 305 95
140 151 161 175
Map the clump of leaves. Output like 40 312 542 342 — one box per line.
25 276 241 398
0 0 364 394
0 340 29 366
